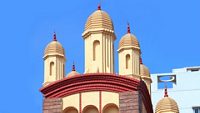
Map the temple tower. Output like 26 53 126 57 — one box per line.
43 33 66 86
82 5 116 73
118 24 140 77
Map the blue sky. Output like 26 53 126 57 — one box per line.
0 0 199 113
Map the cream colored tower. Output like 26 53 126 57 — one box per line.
43 33 66 86
139 57 152 94
82 5 116 73
118 24 140 77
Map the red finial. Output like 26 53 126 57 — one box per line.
53 32 57 41
140 57 143 64
127 23 131 33
98 4 101 10
72 62 76 71
164 85 168 97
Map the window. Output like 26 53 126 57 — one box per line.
187 68 200 72
125 54 130 69
191 69 200 72
193 107 200 113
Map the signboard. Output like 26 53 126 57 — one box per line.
157 75 176 89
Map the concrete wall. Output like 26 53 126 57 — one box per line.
151 66 200 113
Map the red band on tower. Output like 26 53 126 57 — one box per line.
72 62 76 71
98 4 101 10
164 88 168 97
53 32 57 41
127 23 131 33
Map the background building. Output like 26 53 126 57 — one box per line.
151 66 200 113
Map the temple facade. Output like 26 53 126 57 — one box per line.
40 5 179 113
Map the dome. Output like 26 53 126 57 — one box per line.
155 88 179 113
119 34 140 49
140 64 150 77
118 24 140 49
67 71 80 77
67 64 80 77
156 97 179 113
140 57 150 77
44 33 65 58
84 5 114 31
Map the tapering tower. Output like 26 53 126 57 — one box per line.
118 24 140 77
43 33 66 86
82 5 116 73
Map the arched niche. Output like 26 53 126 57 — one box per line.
103 103 119 113
63 107 78 113
83 105 99 113
125 54 130 69
93 40 100 61
50 61 54 76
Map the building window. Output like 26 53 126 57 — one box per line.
93 40 100 61
193 107 200 113
187 68 200 72
50 62 54 76
191 69 199 72
126 54 130 69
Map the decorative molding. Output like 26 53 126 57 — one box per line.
40 73 153 113
99 91 102 113
79 93 82 113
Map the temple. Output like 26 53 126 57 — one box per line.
40 5 179 113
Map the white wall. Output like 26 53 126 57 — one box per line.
151 67 200 113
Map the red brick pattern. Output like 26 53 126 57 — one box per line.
119 91 140 113
119 91 150 113
43 98 62 113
